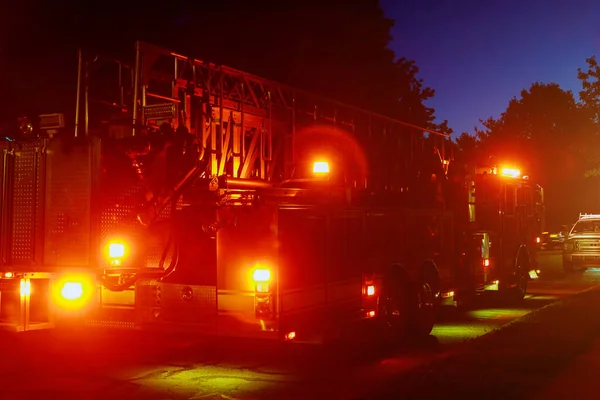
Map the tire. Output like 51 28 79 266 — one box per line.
379 274 410 340
502 252 528 303
407 281 436 337
512 268 528 301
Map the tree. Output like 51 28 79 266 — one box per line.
3 0 442 132
391 58 437 127
458 82 596 228
577 56 600 177
578 56 600 123
469 83 589 185
454 132 479 162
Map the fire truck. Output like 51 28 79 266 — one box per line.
0 41 541 342
449 164 544 304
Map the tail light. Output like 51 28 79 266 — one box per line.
51 273 96 311
362 279 377 318
103 239 130 267
252 267 274 319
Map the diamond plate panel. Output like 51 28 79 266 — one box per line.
85 319 136 329
44 140 91 266
11 143 42 265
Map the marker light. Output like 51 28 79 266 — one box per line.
313 161 330 174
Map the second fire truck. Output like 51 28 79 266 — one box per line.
0 41 542 342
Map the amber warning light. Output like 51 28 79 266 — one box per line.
252 267 271 293
499 167 521 178
252 268 271 283
104 240 128 266
312 161 330 175
252 266 274 319
52 273 95 311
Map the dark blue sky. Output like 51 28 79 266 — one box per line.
380 0 600 136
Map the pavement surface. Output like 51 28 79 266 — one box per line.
1 250 599 399
530 335 600 400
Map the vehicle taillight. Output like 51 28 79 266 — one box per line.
61 282 84 301
363 280 377 318
253 268 271 293
366 284 375 296
252 266 274 319
103 239 130 266
52 273 95 311
483 258 490 267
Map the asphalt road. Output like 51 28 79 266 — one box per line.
1 250 599 400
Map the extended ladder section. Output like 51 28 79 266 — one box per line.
79 41 450 194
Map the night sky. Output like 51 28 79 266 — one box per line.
2 1 599 138
381 0 600 136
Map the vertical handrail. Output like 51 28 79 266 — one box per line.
74 48 83 138
132 41 142 136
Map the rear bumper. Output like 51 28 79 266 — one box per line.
563 253 600 265
57 306 281 341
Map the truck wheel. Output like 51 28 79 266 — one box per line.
502 253 528 302
379 279 409 339
513 269 528 301
407 281 436 337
